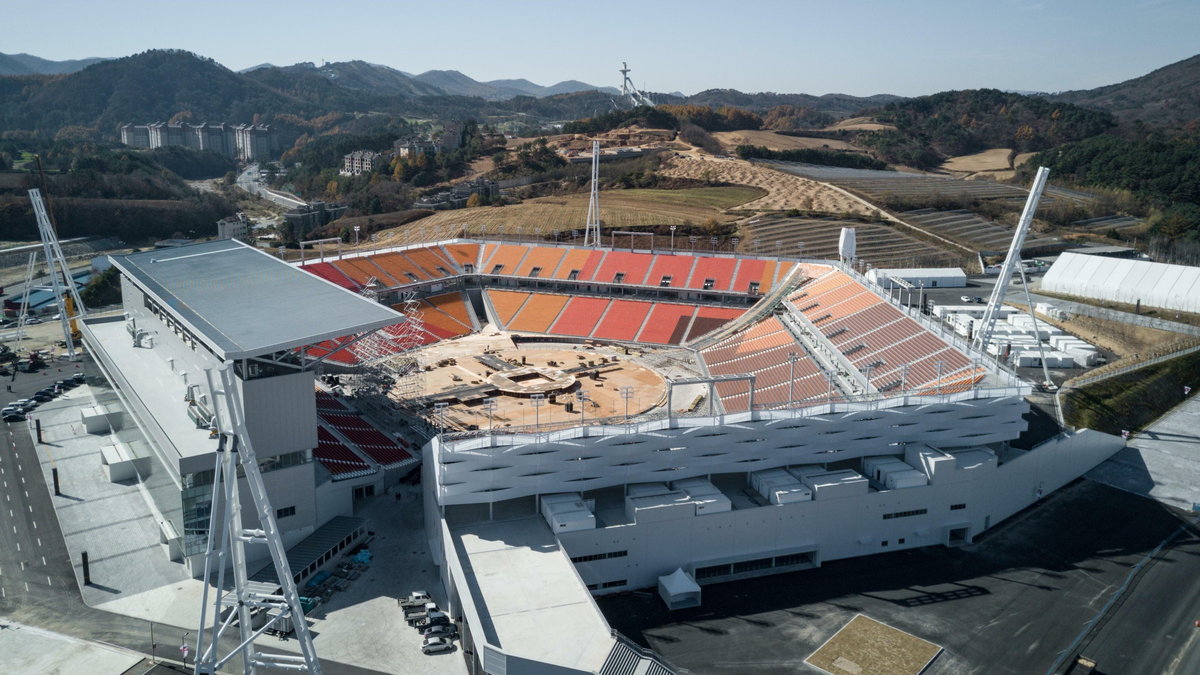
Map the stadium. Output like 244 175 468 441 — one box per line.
81 236 1123 674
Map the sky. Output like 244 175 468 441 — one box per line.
6 0 1200 97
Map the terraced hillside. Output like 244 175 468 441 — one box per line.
759 161 1096 207
900 209 1063 253
740 215 967 268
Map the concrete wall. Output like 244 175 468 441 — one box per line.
557 429 1123 594
432 395 1029 505
236 370 318 458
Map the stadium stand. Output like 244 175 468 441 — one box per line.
701 316 833 412
516 247 568 278
731 259 768 294
482 244 530 276
685 307 746 342
508 294 571 333
413 298 473 338
331 257 398 287
314 426 376 479
636 303 697 344
577 250 607 281
549 296 611 337
319 412 414 467
315 390 350 412
442 243 481 271
594 251 655 286
592 299 653 341
403 247 458 278
487 290 532 326
688 257 738 291
552 248 597 280
301 262 359 291
424 292 476 331
368 251 433 284
646 254 698 289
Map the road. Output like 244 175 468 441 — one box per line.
0 362 384 674
236 164 306 210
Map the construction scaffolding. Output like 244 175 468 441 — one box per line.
349 290 426 406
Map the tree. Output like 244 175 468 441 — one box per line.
466 193 482 208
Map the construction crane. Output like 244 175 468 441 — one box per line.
619 62 656 108
972 166 1056 390
27 187 87 359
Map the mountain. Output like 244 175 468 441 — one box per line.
275 60 445 97
0 52 110 76
1047 53 1200 127
238 63 278 73
665 89 904 117
415 69 617 100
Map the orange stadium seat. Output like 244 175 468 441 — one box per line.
685 306 744 342
636 303 696 344
645 254 698 288
302 262 359 290
552 248 595 280
441 243 481 271
516 247 568 278
687 257 737 291
594 251 655 285
592 299 653 341
486 290 531 327
550 296 611 337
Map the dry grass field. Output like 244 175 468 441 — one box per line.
370 186 766 247
806 614 942 675
656 154 874 214
711 130 861 153
826 116 896 132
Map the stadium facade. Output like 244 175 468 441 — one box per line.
82 237 1123 674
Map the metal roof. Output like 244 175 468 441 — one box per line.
249 515 366 586
111 239 403 359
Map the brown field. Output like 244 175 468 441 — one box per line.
711 130 861 153
826 116 896 132
657 154 874 214
941 148 1015 173
807 615 941 675
368 186 766 248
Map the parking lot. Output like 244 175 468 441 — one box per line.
598 479 1200 675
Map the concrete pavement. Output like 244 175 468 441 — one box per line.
1087 393 1200 510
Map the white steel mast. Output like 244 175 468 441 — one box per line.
194 365 321 675
583 141 602 247
28 188 88 360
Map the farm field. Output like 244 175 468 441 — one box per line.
901 208 1063 253
657 154 874 214
740 215 968 268
826 116 896 131
369 186 766 247
711 130 861 153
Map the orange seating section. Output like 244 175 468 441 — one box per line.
302 262 358 290
688 257 738 290
685 307 745 342
552 248 595 280
646 255 697 288
487 290 531 326
550 296 611 337
442 243 481 269
516 247 567 278
592 300 653 341
507 294 571 333
425 292 474 330
636 303 696 344
594 251 654 285
481 244 529 275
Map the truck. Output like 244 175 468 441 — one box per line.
404 602 439 623
413 611 450 629
398 591 432 609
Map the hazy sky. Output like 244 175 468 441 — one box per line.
7 0 1199 97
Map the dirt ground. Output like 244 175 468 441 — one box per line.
806 614 941 675
710 130 861 153
399 331 667 431
656 154 873 214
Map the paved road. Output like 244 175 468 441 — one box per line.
0 361 384 674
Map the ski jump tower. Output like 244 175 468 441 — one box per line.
619 62 656 108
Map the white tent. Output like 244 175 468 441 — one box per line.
1040 252 1200 314
657 568 701 610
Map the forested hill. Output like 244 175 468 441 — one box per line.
856 89 1115 169
1047 53 1200 128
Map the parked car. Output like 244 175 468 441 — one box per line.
72 373 86 383
960 295 972 302
421 637 455 655
974 296 984 303
414 611 451 629
421 624 459 639
32 393 53 402
2 413 25 423
24 317 41 325
399 591 432 608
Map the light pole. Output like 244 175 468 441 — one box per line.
576 391 589 427
899 363 910 396
796 242 804 260
619 385 634 424
710 236 718 253
483 397 497 435
935 360 946 399
826 372 836 402
732 236 740 252
530 393 544 434
788 352 798 408
434 402 448 432
689 235 698 251
670 225 676 251
353 224 360 246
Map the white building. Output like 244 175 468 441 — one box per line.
80 239 403 574
1040 252 1200 314
867 267 967 289
215 212 250 241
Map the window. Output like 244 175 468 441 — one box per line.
464 264 474 273
613 272 626 284
405 272 419 282
950 503 966 511
774 552 815 567
748 281 761 294
276 506 296 519
660 275 672 287
490 264 504 274
882 508 927 520
695 564 731 580
703 278 716 290
898 538 906 544
601 579 627 589
567 269 580 280
529 266 542 278
571 550 628 564
436 266 450 276
732 557 772 574
881 540 889 547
